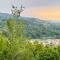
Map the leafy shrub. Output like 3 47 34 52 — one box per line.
0 18 60 60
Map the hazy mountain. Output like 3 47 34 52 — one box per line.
0 13 60 24
0 13 11 19
0 13 60 39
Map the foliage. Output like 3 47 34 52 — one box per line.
0 18 60 60
1 17 60 39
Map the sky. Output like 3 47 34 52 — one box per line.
0 0 60 20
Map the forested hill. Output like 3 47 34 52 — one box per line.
0 13 60 39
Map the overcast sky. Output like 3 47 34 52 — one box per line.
0 0 60 12
0 0 60 20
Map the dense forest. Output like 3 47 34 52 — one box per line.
0 16 60 39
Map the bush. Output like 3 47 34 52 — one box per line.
0 18 60 60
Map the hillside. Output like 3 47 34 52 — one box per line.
0 13 60 39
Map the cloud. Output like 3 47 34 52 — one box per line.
0 0 60 12
22 7 60 20
19 0 60 7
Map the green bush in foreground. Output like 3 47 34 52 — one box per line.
0 34 60 60
0 18 60 60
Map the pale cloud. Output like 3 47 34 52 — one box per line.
0 0 11 13
0 0 60 12
18 0 60 7
22 7 60 20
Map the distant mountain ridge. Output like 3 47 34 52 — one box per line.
0 13 11 19
0 13 60 39
0 13 60 24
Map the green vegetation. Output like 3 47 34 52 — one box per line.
0 15 60 39
0 17 60 60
